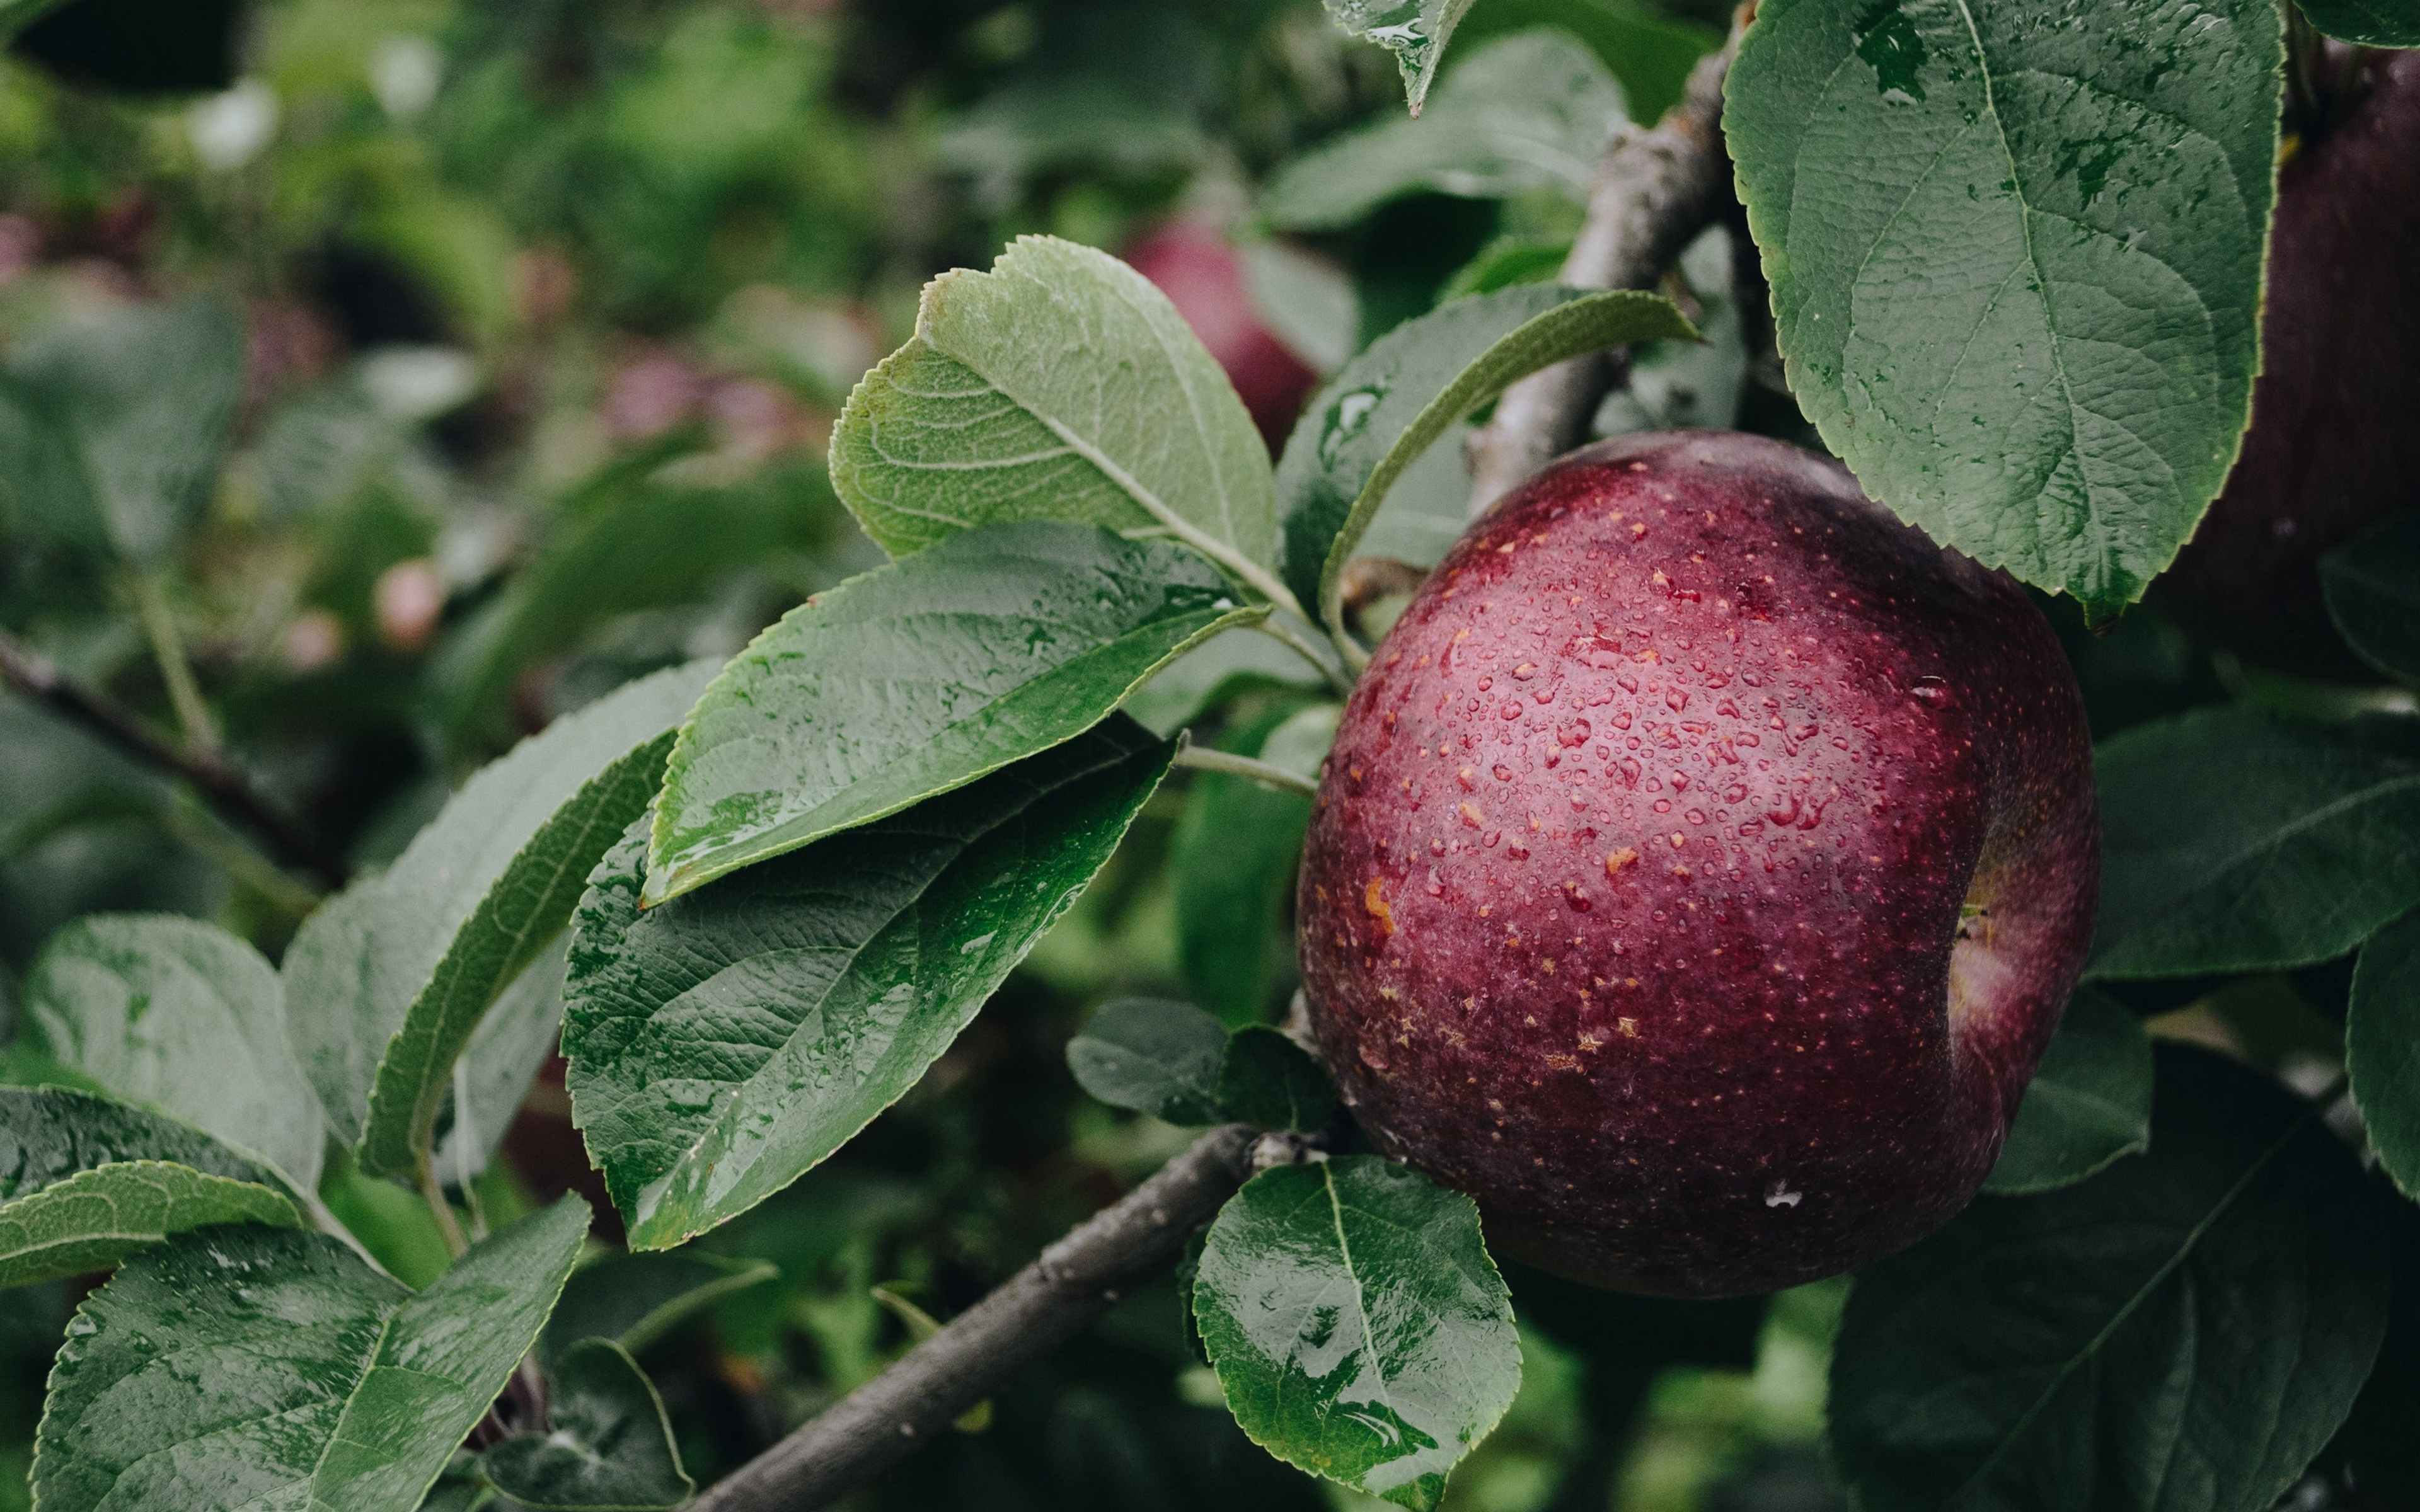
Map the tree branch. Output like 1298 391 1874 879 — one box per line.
1463 35 1741 516
691 1124 1272 1511
0 629 347 889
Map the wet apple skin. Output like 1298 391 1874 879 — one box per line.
1298 432 2099 1297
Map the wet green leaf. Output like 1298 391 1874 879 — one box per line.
568 719 1174 1249
1266 31 1622 229
282 661 718 1176
1981 988 2150 1195
1194 1155 1520 1511
2349 908 2420 1200
830 238 1280 585
541 1251 777 1366
1066 997 1230 1123
0 295 243 562
2321 512 2420 684
1216 1028 1339 1133
1322 0 1482 116
1274 285 1694 635
2090 707 2420 978
23 913 323 1189
1831 1047 2389 1512
0 1086 299 1288
481 1339 691 1511
1728 0 2283 617
34 1195 591 1512
2295 0 2420 46
645 521 1260 903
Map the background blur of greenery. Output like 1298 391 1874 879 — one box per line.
0 3 1854 1508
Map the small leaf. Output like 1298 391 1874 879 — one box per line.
1216 1028 1340 1133
432 937 570 1184
2090 707 2420 978
868 1287 991 1429
34 1195 591 1512
1322 0 1483 116
1172 702 1333 1024
481 1339 691 1512
1728 0 2283 617
1123 625 1327 737
0 295 244 562
1831 1046 2390 1512
568 719 1175 1249
1439 236 1572 302
0 1086 299 1288
282 660 718 1175
24 913 323 1189
830 237 1281 587
542 1251 778 1366
2348 908 2420 1200
1980 988 2152 1195
2321 512 2420 684
2295 0 2420 45
1066 997 1230 1123
1274 285 1696 633
645 520 1261 903
1267 30 1622 228
1194 1155 1521 1511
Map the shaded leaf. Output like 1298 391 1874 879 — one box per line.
1066 997 1229 1123
433 936 570 1185
1728 0 2283 617
830 237 1281 587
1981 988 2151 1195
283 661 718 1175
1267 30 1622 229
34 1195 591 1512
645 521 1260 903
1123 626 1326 737
1323 0 1483 116
2320 512 2420 684
1216 1028 1339 1133
0 295 243 562
568 719 1175 1249
481 1339 691 1512
2348 908 2420 1200
24 913 323 1189
2295 0 2420 45
541 1250 778 1366
1195 1155 1520 1511
1171 702 1332 1024
0 1086 299 1288
2090 707 2420 978
1274 285 1695 632
1831 1046 2389 1512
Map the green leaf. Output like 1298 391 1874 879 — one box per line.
0 0 74 38
282 660 718 1176
829 237 1284 595
2349 908 2420 1200
2321 512 2420 684
34 1194 591 1512
1122 626 1326 738
1979 988 2151 1196
1830 1046 2390 1512
2090 707 2420 978
1216 1028 1340 1133
1171 702 1333 1025
1439 236 1572 302
481 1339 691 1512
1274 285 1696 635
645 521 1260 904
1323 0 1484 116
541 1251 778 1366
1265 30 1623 229
433 937 570 1184
0 1086 299 1288
23 913 324 1189
2295 0 2420 46
0 295 244 563
1065 997 1230 1124
1727 0 2283 617
1194 1155 1521 1511
567 719 1175 1249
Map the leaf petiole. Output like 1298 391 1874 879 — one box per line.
1172 740 1321 799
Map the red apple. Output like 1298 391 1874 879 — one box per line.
1297 432 2099 1297
2156 48 2420 669
1125 223 1320 451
